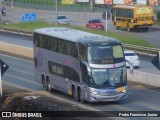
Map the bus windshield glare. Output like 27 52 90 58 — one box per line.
87 67 127 89
87 44 124 64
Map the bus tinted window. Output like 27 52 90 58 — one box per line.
88 45 124 64
78 43 86 60
46 36 51 50
66 42 71 55
57 39 62 53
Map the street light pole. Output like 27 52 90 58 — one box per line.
89 0 94 12
11 0 13 9
56 0 58 27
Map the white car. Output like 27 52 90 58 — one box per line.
53 15 70 25
124 50 140 68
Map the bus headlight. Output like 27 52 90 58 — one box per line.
89 88 99 95
121 89 126 93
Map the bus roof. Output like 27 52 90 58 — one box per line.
34 27 120 44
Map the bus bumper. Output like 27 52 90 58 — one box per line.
89 92 127 102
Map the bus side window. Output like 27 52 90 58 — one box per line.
57 39 62 53
78 43 86 60
80 62 88 84
73 47 78 59
70 43 78 59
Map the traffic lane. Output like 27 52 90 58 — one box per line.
1 54 160 115
111 26 160 48
0 31 33 48
134 53 160 74
137 53 154 62
0 54 43 90
85 83 160 114
2 8 160 48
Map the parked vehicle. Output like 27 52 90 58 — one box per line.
86 19 104 30
53 15 70 25
124 50 140 68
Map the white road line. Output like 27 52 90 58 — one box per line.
2 80 33 91
149 107 160 111
4 73 38 85
145 89 160 95
0 53 33 63
12 68 34 76
4 60 34 70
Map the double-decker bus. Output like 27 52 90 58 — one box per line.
112 5 154 32
33 27 133 102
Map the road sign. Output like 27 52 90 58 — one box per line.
0 59 9 76
151 52 160 70
0 59 9 96
22 13 36 22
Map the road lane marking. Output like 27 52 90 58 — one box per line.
12 68 34 76
2 80 33 91
3 73 38 85
149 107 160 111
0 53 33 63
145 89 160 95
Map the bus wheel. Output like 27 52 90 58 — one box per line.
42 75 47 90
79 90 85 103
127 24 132 32
116 26 119 30
72 87 78 101
46 77 52 92
143 27 148 32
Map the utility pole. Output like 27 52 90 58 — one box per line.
89 0 94 12
11 0 13 9
56 0 58 27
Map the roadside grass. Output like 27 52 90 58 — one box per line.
155 20 160 26
5 21 153 47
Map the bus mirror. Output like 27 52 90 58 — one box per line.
126 60 134 74
81 60 92 76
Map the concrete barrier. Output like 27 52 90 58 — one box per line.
0 41 33 58
127 70 160 88
0 41 160 87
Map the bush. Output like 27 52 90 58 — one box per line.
157 11 160 22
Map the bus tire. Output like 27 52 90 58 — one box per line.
127 24 132 32
72 87 78 101
114 23 119 30
46 77 52 92
116 26 119 30
42 75 47 90
143 27 148 32
79 89 85 103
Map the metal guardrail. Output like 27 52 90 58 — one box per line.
0 25 33 36
0 25 160 55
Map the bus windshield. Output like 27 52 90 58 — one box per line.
87 44 124 64
87 67 127 89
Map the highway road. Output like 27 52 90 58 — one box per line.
1 53 160 120
1 6 160 48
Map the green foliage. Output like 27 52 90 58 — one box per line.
157 11 160 22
